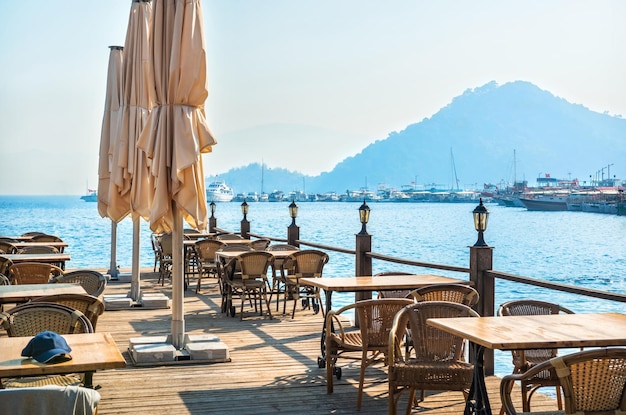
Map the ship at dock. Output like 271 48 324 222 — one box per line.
206 180 234 202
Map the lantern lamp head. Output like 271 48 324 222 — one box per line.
288 200 298 226
358 200 371 235
472 198 489 247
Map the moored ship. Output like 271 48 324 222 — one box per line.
206 181 234 202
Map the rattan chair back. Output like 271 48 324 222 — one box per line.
52 270 107 297
216 233 244 241
250 238 271 251
17 245 59 254
0 302 94 336
8 262 64 285
33 293 105 330
407 283 479 306
30 234 63 243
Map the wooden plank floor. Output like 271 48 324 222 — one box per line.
53 270 561 414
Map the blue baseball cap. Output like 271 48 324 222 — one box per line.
21 331 72 364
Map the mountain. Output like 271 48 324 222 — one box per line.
214 81 626 194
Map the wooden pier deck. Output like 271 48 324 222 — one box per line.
22 270 560 414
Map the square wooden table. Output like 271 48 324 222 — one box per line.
427 312 626 415
0 332 126 388
0 283 86 305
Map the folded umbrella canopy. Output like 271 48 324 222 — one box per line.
138 0 216 348
97 45 124 279
97 46 124 220
117 0 155 301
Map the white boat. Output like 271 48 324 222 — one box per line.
206 181 234 202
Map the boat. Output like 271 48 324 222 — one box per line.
80 189 97 202
519 194 569 211
206 181 234 202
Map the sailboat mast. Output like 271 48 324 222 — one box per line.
513 149 517 186
450 148 459 191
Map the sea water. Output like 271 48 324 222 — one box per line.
1 195 626 377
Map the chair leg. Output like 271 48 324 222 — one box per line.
357 350 368 410
405 389 416 415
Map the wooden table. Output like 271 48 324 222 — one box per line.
300 274 467 313
0 283 86 305
0 253 71 268
427 312 626 415
300 274 468 363
215 249 298 261
0 332 126 388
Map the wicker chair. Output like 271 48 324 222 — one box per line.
250 238 271 251
388 301 479 414
156 233 173 285
52 270 107 297
7 262 64 284
325 298 413 410
216 233 244 241
150 233 160 272
0 302 94 388
403 283 480 400
30 234 63 243
407 283 479 306
280 249 329 318
498 300 575 414
20 231 46 237
375 271 414 298
33 293 105 331
500 347 626 415
225 251 274 320
266 244 298 311
17 245 60 254
194 239 225 293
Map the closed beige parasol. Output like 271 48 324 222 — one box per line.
137 0 216 347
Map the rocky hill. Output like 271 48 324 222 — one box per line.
212 81 626 195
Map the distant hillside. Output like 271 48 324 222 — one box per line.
215 81 626 194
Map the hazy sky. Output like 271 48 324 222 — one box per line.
0 1 624 195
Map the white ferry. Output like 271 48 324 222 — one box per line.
206 181 234 202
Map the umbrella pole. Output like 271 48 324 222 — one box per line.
171 203 185 349
108 221 119 280
130 217 141 301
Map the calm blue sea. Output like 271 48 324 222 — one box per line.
1 195 626 377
